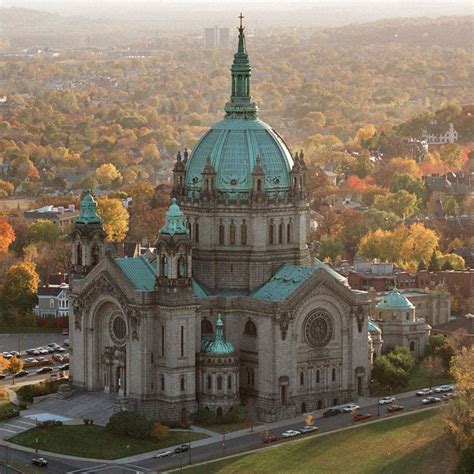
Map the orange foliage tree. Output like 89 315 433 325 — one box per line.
0 218 16 254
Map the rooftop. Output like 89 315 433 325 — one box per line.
376 287 414 311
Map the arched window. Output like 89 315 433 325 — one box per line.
244 320 257 336
217 375 223 390
287 222 292 243
76 242 83 266
317 400 323 410
409 341 416 352
160 255 168 277
201 319 213 335
216 407 223 418
91 244 99 266
180 376 185 392
302 402 306 413
316 369 320 383
160 374 165 391
331 368 336 382
251 369 255 386
219 224 225 245
229 222 236 245
227 375 232 390
406 312 410 320
241 222 247 245
247 369 251 385
300 371 304 386
187 222 192 239
178 256 186 278
195 222 199 243
278 223 284 244
257 179 262 192
268 223 274 245
207 375 212 391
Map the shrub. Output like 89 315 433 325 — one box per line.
106 410 153 439
37 420 62 429
153 421 170 440
456 446 474 474
16 380 61 403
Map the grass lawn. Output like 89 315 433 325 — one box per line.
196 421 257 434
394 365 454 394
189 410 459 474
10 425 207 460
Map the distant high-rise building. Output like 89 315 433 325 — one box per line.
204 26 229 49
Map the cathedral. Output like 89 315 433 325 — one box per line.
69 20 370 424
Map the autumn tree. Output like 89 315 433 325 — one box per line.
372 157 420 188
0 357 7 398
421 355 444 390
95 163 123 189
0 218 16 254
27 220 61 244
373 190 418 218
7 356 24 385
97 197 129 242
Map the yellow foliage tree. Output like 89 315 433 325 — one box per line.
97 197 129 242
354 124 376 145
0 357 7 398
8 356 24 384
95 163 123 189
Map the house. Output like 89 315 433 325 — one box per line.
35 283 69 318
421 122 458 145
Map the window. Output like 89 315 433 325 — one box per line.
229 223 236 245
160 374 165 391
227 375 232 390
50 299 55 308
180 376 185 392
406 312 410 321
287 222 291 243
316 369 320 383
207 375 212 391
244 320 257 336
257 179 262 192
219 224 225 245
187 222 192 240
241 222 247 245
278 223 284 244
150 353 154 364
91 245 99 266
161 325 165 357
201 319 213 335
76 242 83 266
300 371 304 386
195 222 199 243
268 223 274 244
180 325 184 358
247 369 251 385
178 256 186 278
160 256 168 277
251 369 255 386
409 341 416 352
331 368 336 382
217 375 223 390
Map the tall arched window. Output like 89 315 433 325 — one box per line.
229 222 236 245
268 223 274 245
331 368 336 382
160 374 165 391
287 222 292 243
76 242 83 266
217 375 223 390
207 375 212 391
180 376 185 392
300 371 304 386
247 369 251 385
219 224 225 245
201 319 213 335
409 341 416 352
160 255 168 277
195 222 199 243
316 369 320 383
91 244 99 266
251 369 255 386
244 320 257 336
178 256 186 278
227 375 232 390
257 179 262 192
241 222 247 245
187 222 192 239
278 223 284 244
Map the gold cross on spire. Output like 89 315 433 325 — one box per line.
238 12 244 29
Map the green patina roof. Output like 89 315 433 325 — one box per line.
185 19 293 200
376 288 414 311
368 320 381 334
251 260 348 302
115 256 156 291
75 191 103 225
201 314 235 355
159 198 188 236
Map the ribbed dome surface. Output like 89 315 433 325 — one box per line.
376 288 414 311
185 118 293 200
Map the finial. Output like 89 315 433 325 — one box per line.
238 12 244 30
183 148 189 161
294 151 299 161
177 150 182 162
171 197 177 204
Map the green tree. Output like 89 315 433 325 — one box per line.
106 410 153 439
439 144 463 170
318 237 344 262
386 346 415 373
390 173 426 201
374 190 418 218
371 356 409 391
27 220 61 244
425 335 455 371
428 250 440 271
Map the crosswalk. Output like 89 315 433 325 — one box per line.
0 416 37 438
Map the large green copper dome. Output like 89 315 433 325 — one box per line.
185 21 293 200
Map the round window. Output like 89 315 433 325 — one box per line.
304 311 334 348
109 312 127 345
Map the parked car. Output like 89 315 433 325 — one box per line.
301 425 318 433
15 370 29 378
59 364 70 371
416 388 433 396
52 354 64 363
47 343 58 348
422 397 441 405
387 405 404 413
379 396 396 405
434 385 453 393
353 413 372 421
39 349 49 355
342 403 360 413
281 430 301 438
62 328 69 336
262 434 280 443
30 349 40 356
0 373 6 380
2 352 12 359
174 444 190 453
323 408 342 417
32 457 48 467
155 450 172 458
442 393 455 401
37 367 53 374
56 347 66 353
10 351 20 358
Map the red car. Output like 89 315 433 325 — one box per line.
262 434 280 443
387 405 404 413
353 413 372 421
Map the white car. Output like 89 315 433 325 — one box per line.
434 385 453 393
342 404 360 413
416 388 433 397
155 450 172 458
379 396 396 405
301 425 318 433
422 397 442 405
281 430 301 438
39 349 49 355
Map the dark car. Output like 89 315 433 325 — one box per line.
174 444 190 453
59 364 69 371
32 457 48 467
323 408 341 417
15 370 29 378
353 413 372 421
37 367 53 374
262 434 280 443
387 404 404 413
0 373 6 380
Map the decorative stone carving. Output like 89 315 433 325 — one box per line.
82 273 128 315
103 346 115 364
127 306 140 340
72 298 83 331
353 305 366 333
277 312 292 341
304 310 334 348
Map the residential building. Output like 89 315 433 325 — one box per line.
35 282 69 318
421 122 458 145
24 204 79 229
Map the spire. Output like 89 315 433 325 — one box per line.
215 314 224 341
224 13 258 119
159 198 188 236
76 190 103 225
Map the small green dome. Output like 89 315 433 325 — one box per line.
376 288 414 311
201 314 235 355
159 198 188 236
76 190 103 225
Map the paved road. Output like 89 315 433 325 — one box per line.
0 390 448 473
